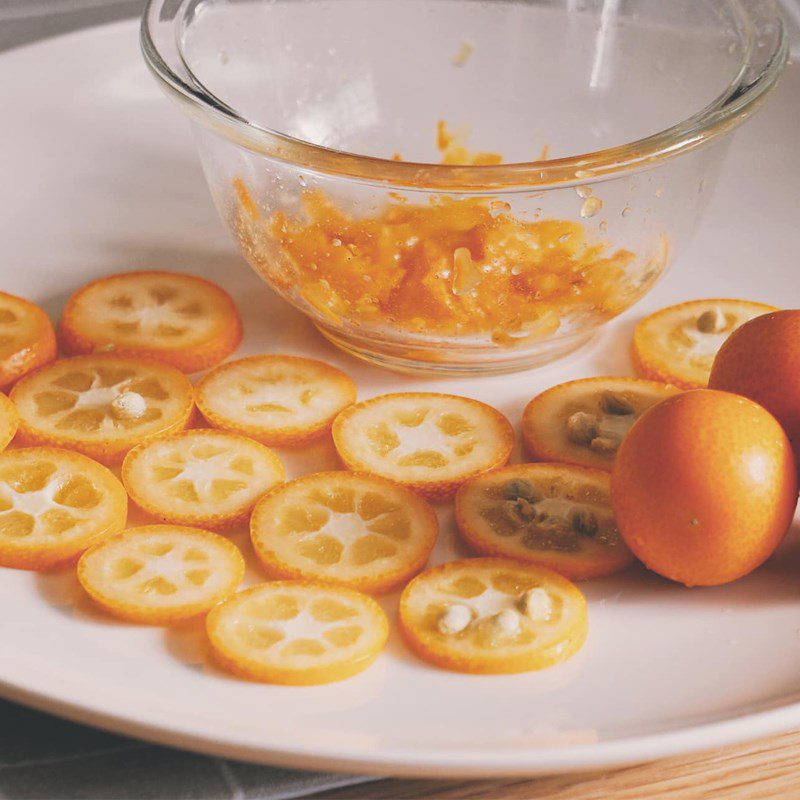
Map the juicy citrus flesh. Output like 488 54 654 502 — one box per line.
122 429 285 529
332 392 515 499
196 355 357 446
709 310 800 467
78 525 245 624
0 291 57 389
250 471 438 593
206 581 389 684
632 299 778 389
455 463 634 580
58 271 242 373
10 355 195 464
0 393 18 452
0 447 127 570
399 558 587 674
522 377 679 471
612 389 798 587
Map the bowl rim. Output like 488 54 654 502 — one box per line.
140 0 789 190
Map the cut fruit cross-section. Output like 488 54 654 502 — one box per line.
196 355 356 446
122 429 284 529
78 525 245 624
0 447 127 570
632 299 777 389
58 271 242 373
399 558 587 674
522 377 680 471
206 581 388 684
250 471 438 593
332 392 514 499
0 291 57 389
455 463 634 580
10 355 195 464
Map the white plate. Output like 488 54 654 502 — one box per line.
1 20 799 779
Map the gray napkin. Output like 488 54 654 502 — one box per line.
0 3 377 798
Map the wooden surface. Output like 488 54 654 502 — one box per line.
311 731 800 799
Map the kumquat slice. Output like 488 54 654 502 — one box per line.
78 525 245 624
0 291 57 389
250 471 438 594
455 463 634 580
522 377 679 471
332 392 514 499
632 299 777 389
398 558 587 674
206 581 388 685
10 355 195 464
59 271 242 373
122 429 284 529
196 355 356 446
0 447 127 570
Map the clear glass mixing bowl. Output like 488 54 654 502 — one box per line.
142 0 787 374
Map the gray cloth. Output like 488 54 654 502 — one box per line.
0 3 377 798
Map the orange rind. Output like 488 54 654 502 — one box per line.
77 524 245 624
0 291 57 389
632 299 777 389
206 580 388 684
0 447 127 570
58 271 242 373
0 393 18 452
122 429 284 530
522 377 679 471
455 463 634 580
10 355 195 464
250 471 438 594
196 355 356 446
398 558 587 674
332 392 514 499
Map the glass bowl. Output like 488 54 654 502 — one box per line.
142 0 787 375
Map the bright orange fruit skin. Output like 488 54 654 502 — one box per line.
709 310 800 467
612 389 798 587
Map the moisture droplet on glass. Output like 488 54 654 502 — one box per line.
575 186 593 200
331 238 342 247
621 205 632 217
489 200 511 218
558 233 571 243
298 175 307 188
581 196 603 218
599 220 608 234
575 169 593 180
451 247 482 295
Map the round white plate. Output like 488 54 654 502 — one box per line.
1 20 799 779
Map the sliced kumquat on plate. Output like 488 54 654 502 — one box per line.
0 291 57 390
206 580 389 685
196 355 356 446
78 524 245 624
58 271 242 373
122 429 284 529
0 393 18 452
631 298 777 389
332 392 514 499
455 463 634 580
10 355 195 464
250 471 437 594
0 447 127 570
522 377 679 471
398 558 587 674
